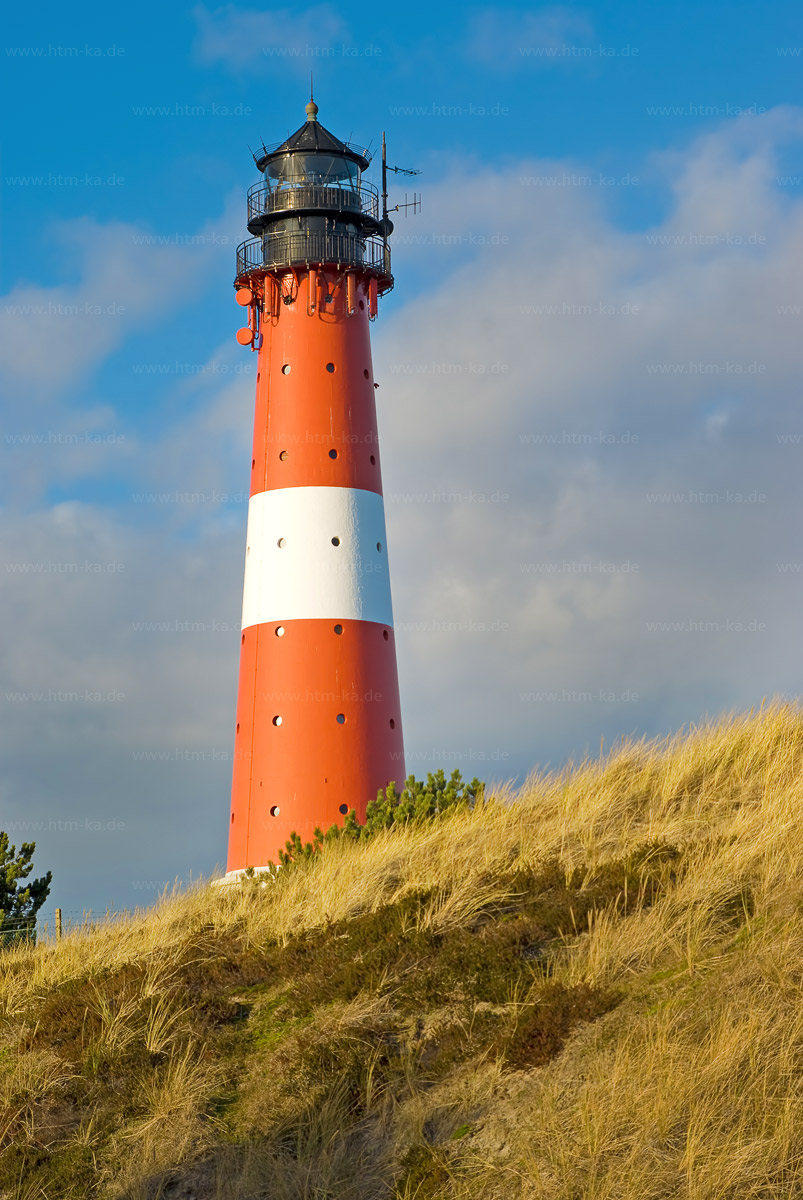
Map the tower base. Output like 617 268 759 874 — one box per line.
212 864 279 887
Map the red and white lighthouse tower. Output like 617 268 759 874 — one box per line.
225 98 405 876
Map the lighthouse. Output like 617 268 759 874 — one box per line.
225 98 405 877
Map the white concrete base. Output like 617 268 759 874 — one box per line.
211 865 280 887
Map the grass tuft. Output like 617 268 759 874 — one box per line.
2 700 803 1196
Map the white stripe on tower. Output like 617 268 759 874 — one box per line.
241 485 394 629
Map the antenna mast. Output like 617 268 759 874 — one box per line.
380 130 421 272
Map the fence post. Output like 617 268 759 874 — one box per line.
55 908 62 941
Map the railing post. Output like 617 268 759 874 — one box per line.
55 908 62 941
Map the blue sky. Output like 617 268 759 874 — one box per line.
1 1 802 918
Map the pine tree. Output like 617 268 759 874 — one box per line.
0 834 52 947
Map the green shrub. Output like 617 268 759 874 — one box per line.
276 770 485 868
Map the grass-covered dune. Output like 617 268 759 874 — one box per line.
3 702 803 1198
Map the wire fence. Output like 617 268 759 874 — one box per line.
0 917 37 950
0 906 137 950
1 873 213 950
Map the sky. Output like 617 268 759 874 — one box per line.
1 1 802 919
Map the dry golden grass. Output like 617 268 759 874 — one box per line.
3 699 803 1197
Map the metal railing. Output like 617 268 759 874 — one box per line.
247 180 379 226
236 231 392 281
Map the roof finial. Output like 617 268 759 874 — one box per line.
306 74 318 122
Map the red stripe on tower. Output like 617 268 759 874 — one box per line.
225 97 405 876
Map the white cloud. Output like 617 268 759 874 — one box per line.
463 6 594 69
193 3 350 71
375 107 803 771
0 199 240 394
0 352 253 912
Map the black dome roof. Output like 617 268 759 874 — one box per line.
254 102 370 173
